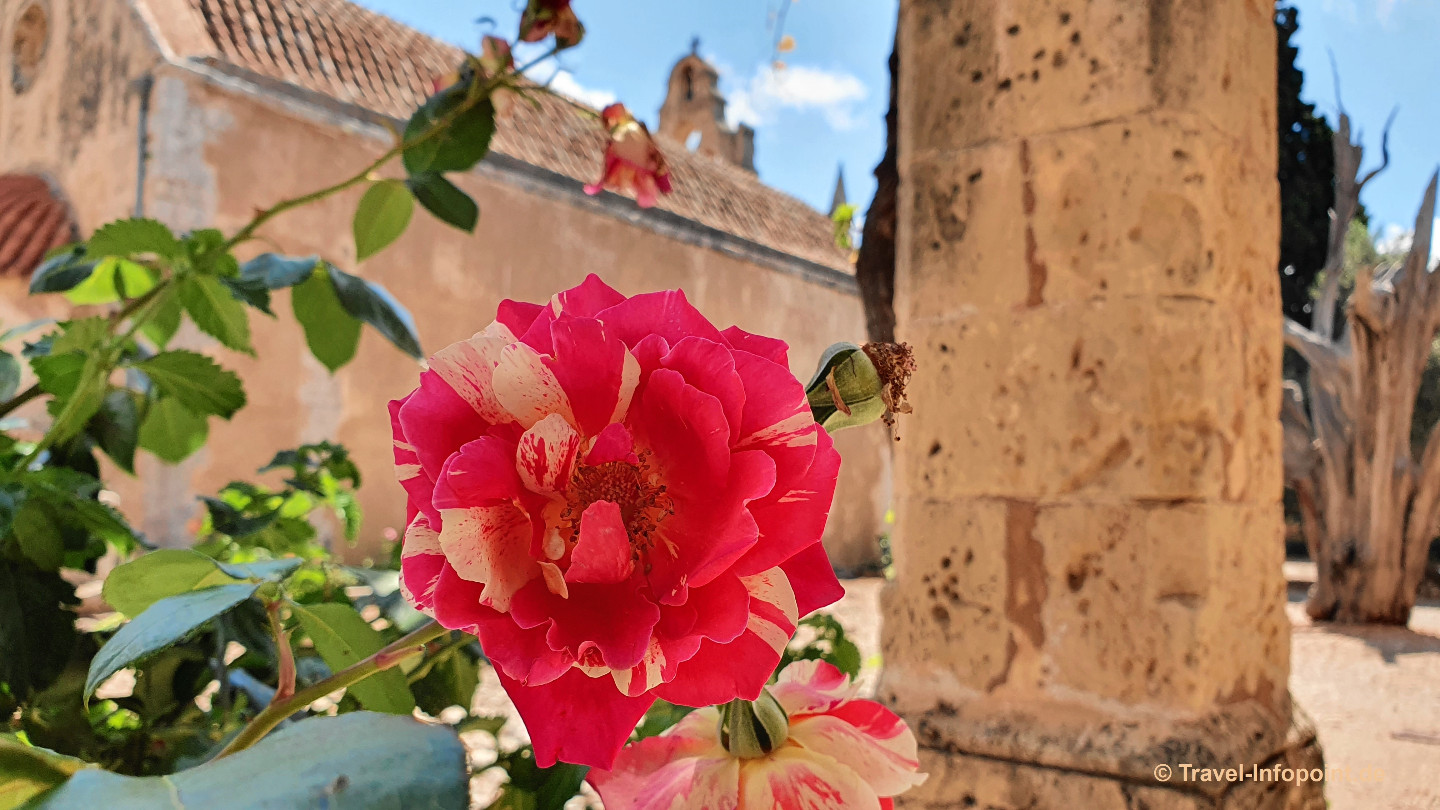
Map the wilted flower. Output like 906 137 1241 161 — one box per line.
585 103 673 209
519 0 584 49
588 660 927 809
390 275 842 768
805 342 915 433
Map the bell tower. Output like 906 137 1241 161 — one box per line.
657 39 755 172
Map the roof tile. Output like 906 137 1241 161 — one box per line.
185 0 852 273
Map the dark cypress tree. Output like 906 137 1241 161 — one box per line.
1276 3 1338 325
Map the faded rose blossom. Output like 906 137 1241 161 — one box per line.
588 660 927 809
585 103 673 208
519 0 584 49
390 275 843 769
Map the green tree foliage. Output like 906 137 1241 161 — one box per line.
1276 3 1339 326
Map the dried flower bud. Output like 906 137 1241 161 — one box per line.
805 341 914 432
717 689 789 759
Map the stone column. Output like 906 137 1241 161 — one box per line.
882 1 1324 807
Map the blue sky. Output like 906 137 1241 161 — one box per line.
356 0 1435 256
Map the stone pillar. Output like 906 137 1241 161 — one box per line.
882 1 1324 807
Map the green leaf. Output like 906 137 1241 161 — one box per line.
64 258 156 305
213 558 303 581
220 276 272 316
327 266 423 360
292 603 415 715
0 352 19 402
408 173 479 232
178 275 253 354
0 560 79 701
291 270 362 372
138 397 208 463
353 180 415 262
13 500 64 571
140 291 182 350
34 354 107 447
27 712 468 810
85 584 258 700
411 647 480 716
135 350 245 418
634 700 695 740
91 389 143 473
19 467 137 550
29 246 97 294
85 218 180 260
402 86 496 175
239 254 320 289
50 317 110 356
101 550 240 618
31 353 84 399
0 734 88 810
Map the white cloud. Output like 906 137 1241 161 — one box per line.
1373 218 1440 268
723 64 868 131
530 66 616 110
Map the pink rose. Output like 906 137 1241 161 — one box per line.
390 275 843 768
588 660 928 809
585 104 674 208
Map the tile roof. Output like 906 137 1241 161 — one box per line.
0 174 79 278
184 0 853 274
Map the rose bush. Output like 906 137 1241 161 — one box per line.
588 660 927 809
391 274 844 768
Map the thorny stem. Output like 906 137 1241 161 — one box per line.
213 620 448 760
267 601 296 704
222 45 561 252
10 280 174 474
0 384 40 419
404 631 473 685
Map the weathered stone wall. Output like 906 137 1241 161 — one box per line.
884 0 1322 807
0 4 888 568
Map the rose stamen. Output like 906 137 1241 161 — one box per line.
563 453 674 560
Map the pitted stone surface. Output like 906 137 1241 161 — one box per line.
888 0 1317 805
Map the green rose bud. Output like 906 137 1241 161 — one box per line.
717 689 789 759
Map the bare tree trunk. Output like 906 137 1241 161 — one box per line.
1282 114 1440 624
855 40 898 344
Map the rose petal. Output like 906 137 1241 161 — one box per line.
653 567 797 706
510 578 660 671
596 290 725 348
497 667 656 769
549 315 634 436
661 336 746 440
789 710 926 797
438 503 537 612
567 500 636 584
739 745 883 810
587 422 637 465
722 326 790 366
398 369 493 489
515 413 581 496
432 437 523 510
587 718 739 810
428 323 514 425
399 513 444 613
493 341 575 429
771 660 856 717
780 541 845 617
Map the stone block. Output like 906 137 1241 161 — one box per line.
903 0 1276 156
1034 502 1289 709
899 298 1278 503
900 113 1277 320
881 498 1013 709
